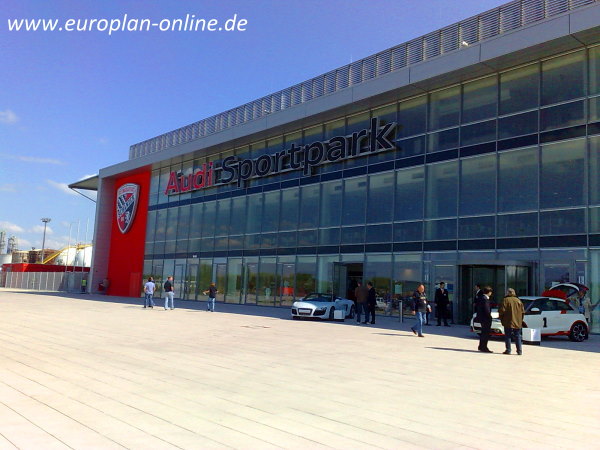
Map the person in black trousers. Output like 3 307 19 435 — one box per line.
366 281 377 324
476 286 494 353
435 281 450 326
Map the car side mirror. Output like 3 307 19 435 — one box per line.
528 307 541 315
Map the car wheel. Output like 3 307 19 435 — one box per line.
329 307 335 320
569 322 587 342
348 305 355 319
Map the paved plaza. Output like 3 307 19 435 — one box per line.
0 289 598 449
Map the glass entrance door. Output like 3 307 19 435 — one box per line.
173 264 185 299
185 263 198 300
242 262 258 305
459 264 530 325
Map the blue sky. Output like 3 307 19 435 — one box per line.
0 0 507 252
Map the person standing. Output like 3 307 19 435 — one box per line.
203 282 218 312
410 284 428 337
164 276 175 310
144 277 156 308
81 278 87 293
435 281 450 327
366 282 377 324
354 281 369 324
475 286 493 353
498 288 524 355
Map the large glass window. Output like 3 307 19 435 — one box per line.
460 120 496 147
497 213 538 237
229 196 246 235
426 161 458 218
500 64 539 115
395 167 424 221
245 195 263 234
462 76 497 123
540 100 585 131
398 95 427 137
320 180 343 227
425 219 457 240
296 256 317 299
319 228 340 245
201 202 216 238
215 199 231 237
591 46 600 95
342 177 367 225
364 254 393 298
393 221 423 242
590 137 600 205
498 148 538 212
541 51 585 105
429 86 460 131
540 209 586 235
370 104 398 163
366 224 392 243
299 185 320 229
341 226 365 244
460 154 496 215
428 128 459 152
459 216 495 239
280 188 299 231
367 173 394 224
176 206 190 253
262 191 280 233
540 139 585 208
498 111 538 139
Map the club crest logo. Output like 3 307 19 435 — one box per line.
116 183 139 234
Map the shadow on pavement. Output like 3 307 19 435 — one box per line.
3 288 599 354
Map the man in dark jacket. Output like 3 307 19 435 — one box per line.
498 288 525 355
435 281 450 327
354 281 369 324
475 286 493 352
366 282 377 324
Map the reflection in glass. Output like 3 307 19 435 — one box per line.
395 167 425 221
342 177 367 225
398 96 427 137
460 120 496 147
299 185 320 229
425 219 457 240
367 173 394 223
590 137 600 205
540 100 585 131
500 64 539 115
460 155 496 215
498 111 538 139
591 46 600 95
429 86 460 131
540 209 585 235
498 148 538 212
320 180 342 227
459 216 495 239
462 76 497 123
426 161 458 218
393 221 423 242
540 139 585 208
428 128 459 152
541 51 585 105
497 213 538 237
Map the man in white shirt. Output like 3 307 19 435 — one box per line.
144 277 156 308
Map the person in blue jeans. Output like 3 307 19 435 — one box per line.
164 276 175 310
498 288 525 355
143 277 156 308
410 284 428 337
203 282 218 312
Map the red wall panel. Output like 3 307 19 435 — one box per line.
106 171 150 297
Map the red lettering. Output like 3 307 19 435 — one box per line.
164 171 180 195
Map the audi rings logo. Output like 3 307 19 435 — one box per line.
116 183 139 234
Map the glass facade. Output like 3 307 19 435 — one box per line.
143 45 600 333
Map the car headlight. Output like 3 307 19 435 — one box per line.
316 307 326 312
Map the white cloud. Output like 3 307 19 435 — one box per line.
47 180 78 196
30 224 53 235
16 238 32 250
0 221 24 233
0 109 19 125
0 153 65 165
0 184 16 192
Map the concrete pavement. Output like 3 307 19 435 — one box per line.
0 288 598 449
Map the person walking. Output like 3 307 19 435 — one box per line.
354 281 369 324
81 278 87 293
164 276 175 310
203 282 218 312
366 281 377 324
144 277 156 308
498 288 524 355
410 284 428 337
475 286 493 353
435 281 450 326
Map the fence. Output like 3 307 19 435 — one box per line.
128 0 598 160
2 271 88 293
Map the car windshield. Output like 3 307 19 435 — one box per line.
303 293 333 302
